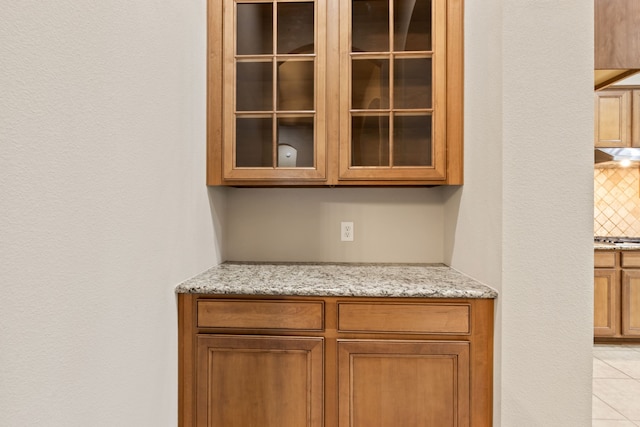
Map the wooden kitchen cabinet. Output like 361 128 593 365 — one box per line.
621 254 640 337
196 335 324 427
594 250 640 340
178 295 494 426
594 88 640 148
206 0 463 186
338 340 469 426
594 268 618 337
595 0 640 90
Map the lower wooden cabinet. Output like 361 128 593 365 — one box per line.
338 340 469 427
178 295 494 427
196 335 323 427
594 268 618 336
622 269 640 336
595 250 640 339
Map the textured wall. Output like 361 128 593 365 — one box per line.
445 0 594 426
497 1 594 425
225 187 445 263
0 1 220 425
0 0 595 426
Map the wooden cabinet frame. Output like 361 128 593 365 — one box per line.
206 0 463 186
178 294 493 426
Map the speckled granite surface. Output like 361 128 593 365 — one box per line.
175 262 498 299
595 243 640 250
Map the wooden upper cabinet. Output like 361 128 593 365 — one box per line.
595 89 631 147
207 0 463 186
594 88 640 148
595 0 640 69
338 0 447 182
213 0 327 183
594 0 640 90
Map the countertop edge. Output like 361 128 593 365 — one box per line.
175 262 498 299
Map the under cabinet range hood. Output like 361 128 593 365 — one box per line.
595 148 640 167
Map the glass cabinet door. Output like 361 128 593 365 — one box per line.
339 0 447 181
223 0 326 181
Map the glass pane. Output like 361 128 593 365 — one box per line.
352 115 390 166
236 117 273 167
278 3 315 54
352 0 389 52
393 115 431 166
237 3 273 55
394 58 431 109
278 60 314 111
352 58 389 109
277 117 314 167
237 62 273 111
394 0 431 51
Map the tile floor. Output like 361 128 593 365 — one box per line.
593 344 640 426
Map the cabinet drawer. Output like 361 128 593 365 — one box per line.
197 300 324 331
595 251 616 268
338 303 470 334
622 252 640 268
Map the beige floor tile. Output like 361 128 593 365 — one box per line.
594 350 640 379
593 378 640 420
594 345 640 356
594 358 631 379
593 395 627 420
592 421 638 426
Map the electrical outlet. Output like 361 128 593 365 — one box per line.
341 221 354 242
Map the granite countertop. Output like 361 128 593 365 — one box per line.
175 262 498 299
595 243 640 250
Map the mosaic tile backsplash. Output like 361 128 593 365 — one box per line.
595 167 640 236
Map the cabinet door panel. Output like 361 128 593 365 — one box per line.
594 269 618 337
197 335 323 427
595 90 631 148
338 340 469 427
222 0 327 181
339 0 447 181
622 270 640 336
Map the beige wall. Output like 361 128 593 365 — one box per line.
489 1 594 425
225 187 445 263
0 1 220 425
1 0 594 426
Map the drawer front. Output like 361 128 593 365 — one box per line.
338 303 470 334
197 300 324 330
622 252 640 268
595 251 616 268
